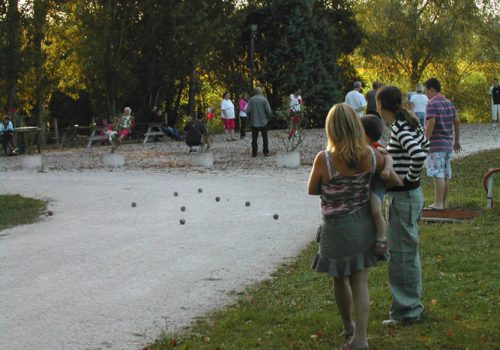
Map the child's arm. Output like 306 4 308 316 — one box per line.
377 146 404 187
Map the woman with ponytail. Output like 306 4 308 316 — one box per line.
308 103 385 350
376 85 430 326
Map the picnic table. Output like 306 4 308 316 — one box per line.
86 126 109 149
15 126 41 154
59 125 108 149
142 122 168 144
59 125 91 149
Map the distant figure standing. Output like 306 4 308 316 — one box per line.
345 81 367 117
239 93 249 139
365 82 382 115
221 92 236 141
424 78 461 211
119 107 133 142
246 87 272 157
410 84 429 127
489 78 500 130
289 88 302 114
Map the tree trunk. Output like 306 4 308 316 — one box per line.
6 0 20 112
188 69 197 120
33 0 49 146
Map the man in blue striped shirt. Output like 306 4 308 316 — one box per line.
424 78 462 210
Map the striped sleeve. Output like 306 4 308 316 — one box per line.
390 121 430 184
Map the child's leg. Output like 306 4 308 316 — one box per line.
370 192 386 241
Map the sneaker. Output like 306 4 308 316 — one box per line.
383 316 421 326
382 319 400 326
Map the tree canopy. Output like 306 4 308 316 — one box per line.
0 0 498 135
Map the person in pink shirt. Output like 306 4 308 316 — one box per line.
239 93 249 139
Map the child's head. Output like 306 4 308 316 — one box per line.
3 115 10 124
361 115 383 143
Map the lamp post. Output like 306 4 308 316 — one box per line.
250 24 257 90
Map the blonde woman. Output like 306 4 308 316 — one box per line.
308 103 384 350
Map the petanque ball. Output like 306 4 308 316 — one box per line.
47 210 53 216
273 213 279 220
245 201 251 207
173 191 178 197
181 206 186 212
198 188 203 193
180 219 186 225
215 196 220 202
131 202 137 208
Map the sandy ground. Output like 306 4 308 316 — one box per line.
0 123 498 350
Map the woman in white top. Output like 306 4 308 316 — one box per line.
221 92 236 141
289 89 302 113
409 84 429 127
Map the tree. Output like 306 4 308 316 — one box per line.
357 0 482 86
5 0 21 112
245 0 342 124
32 0 50 144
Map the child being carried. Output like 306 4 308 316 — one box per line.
361 115 403 260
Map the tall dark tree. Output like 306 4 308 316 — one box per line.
246 0 342 124
5 0 21 112
32 0 50 144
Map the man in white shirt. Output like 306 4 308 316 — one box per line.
345 81 367 117
410 84 429 127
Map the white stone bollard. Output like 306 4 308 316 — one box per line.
20 155 43 170
102 153 125 168
190 152 214 168
276 151 300 168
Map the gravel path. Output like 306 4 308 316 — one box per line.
0 123 498 350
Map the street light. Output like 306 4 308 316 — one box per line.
250 24 257 90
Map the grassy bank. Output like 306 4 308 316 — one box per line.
149 150 499 350
0 194 47 231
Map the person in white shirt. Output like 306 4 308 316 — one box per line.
409 84 429 126
221 92 236 141
289 89 302 113
345 81 367 117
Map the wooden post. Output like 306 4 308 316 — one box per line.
53 117 59 139
486 168 494 209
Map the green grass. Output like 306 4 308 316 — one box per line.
149 150 500 350
0 194 47 231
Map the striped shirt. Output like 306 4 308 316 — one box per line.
387 120 430 191
426 95 457 153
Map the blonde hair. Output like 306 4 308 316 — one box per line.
325 103 368 169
